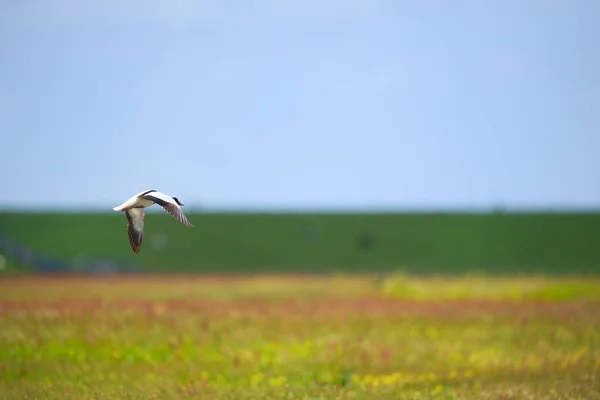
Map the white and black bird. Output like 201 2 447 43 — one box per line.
112 190 193 254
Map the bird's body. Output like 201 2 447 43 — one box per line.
113 190 192 254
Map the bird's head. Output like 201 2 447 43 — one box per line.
173 197 184 206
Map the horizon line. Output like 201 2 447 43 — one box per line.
1 205 599 214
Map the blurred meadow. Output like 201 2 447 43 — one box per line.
1 274 600 399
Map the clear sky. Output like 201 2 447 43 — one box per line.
0 0 598 211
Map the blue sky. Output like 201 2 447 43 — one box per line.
0 0 598 211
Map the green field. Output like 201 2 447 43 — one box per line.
1 274 599 399
1 212 599 273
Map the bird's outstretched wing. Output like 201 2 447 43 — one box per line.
142 192 193 227
125 208 145 254
161 202 193 227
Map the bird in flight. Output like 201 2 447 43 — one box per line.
113 190 193 254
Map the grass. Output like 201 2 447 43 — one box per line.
1 212 600 273
0 273 599 399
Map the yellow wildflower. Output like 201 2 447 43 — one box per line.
250 373 264 386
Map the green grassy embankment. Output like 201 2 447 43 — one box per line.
0 212 599 274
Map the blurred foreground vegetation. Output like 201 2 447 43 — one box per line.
1 274 599 399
